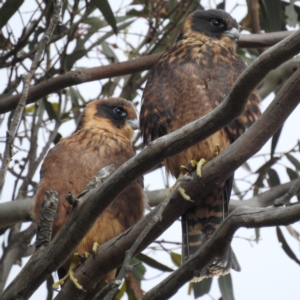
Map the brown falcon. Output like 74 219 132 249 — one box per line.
33 98 145 291
140 9 260 279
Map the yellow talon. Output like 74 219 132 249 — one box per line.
92 242 100 256
215 144 220 156
178 187 191 201
166 165 191 196
52 252 91 290
196 158 207 177
53 273 68 290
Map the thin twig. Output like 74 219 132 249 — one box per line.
0 0 63 194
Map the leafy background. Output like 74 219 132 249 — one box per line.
0 0 300 299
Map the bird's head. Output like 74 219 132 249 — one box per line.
77 97 138 140
179 9 239 47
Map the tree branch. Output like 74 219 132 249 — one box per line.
2 29 300 300
0 198 33 228
146 179 300 210
0 32 293 114
274 175 300 206
0 178 297 229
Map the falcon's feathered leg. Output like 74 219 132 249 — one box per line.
181 174 241 280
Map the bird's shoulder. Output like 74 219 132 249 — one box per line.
40 127 135 182
140 39 245 144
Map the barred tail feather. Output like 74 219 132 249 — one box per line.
181 175 240 281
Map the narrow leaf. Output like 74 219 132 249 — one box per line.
170 252 182 267
267 168 280 187
276 227 300 266
241 162 251 172
216 1 225 10
260 0 282 32
101 41 119 63
255 228 260 243
115 281 127 300
285 0 298 27
0 0 24 30
218 274 235 300
94 0 117 34
193 278 213 298
129 258 146 281
286 225 300 241
286 153 300 170
126 273 144 299
43 99 57 120
136 253 173 272
286 167 298 180
271 126 283 158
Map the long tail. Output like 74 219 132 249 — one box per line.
181 175 240 280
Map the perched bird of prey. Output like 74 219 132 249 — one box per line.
33 98 145 291
140 9 260 279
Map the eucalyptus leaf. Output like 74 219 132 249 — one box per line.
0 0 24 30
94 0 117 34
218 274 235 300
136 253 173 272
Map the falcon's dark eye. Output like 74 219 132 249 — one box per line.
113 107 127 117
211 19 225 28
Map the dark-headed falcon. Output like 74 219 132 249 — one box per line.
33 98 145 292
140 9 260 279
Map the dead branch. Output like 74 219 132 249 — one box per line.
0 31 293 114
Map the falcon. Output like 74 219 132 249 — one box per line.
33 98 145 291
140 9 260 279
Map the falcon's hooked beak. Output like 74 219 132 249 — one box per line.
127 118 139 130
225 27 240 41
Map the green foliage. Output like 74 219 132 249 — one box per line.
0 0 24 31
218 274 235 300
136 253 173 272
94 0 117 34
188 278 213 298
276 227 300 266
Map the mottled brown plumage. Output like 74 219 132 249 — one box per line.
33 97 145 291
140 9 260 279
